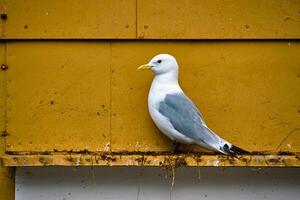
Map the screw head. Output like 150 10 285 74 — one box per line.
0 13 7 20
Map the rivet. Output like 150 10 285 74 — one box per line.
1 64 8 70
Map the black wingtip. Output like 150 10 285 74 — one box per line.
230 145 251 155
223 144 251 157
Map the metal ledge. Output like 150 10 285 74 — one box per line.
1 153 300 167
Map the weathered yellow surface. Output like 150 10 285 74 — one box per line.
0 166 14 200
111 41 300 153
1 0 300 39
0 42 14 200
0 0 6 37
111 42 172 152
138 0 300 39
4 41 300 155
1 0 136 39
2 153 300 167
6 42 111 152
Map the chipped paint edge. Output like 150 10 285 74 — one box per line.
1 153 300 167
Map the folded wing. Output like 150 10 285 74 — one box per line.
158 93 224 151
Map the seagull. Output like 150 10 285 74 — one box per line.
138 54 249 156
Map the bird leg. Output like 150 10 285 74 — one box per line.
172 141 180 154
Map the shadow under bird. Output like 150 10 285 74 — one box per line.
138 54 250 156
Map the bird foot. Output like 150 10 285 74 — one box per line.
171 141 180 154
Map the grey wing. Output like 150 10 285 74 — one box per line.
158 93 221 146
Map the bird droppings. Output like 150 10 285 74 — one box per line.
197 167 201 181
2 151 300 167
213 159 220 167
134 157 144 165
38 157 49 166
268 157 281 163
163 155 188 169
98 154 117 165
75 157 80 166
104 142 110 151
170 167 176 200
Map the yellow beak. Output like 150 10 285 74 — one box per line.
137 64 152 70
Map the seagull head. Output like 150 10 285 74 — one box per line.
138 54 178 75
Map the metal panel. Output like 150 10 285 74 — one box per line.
6 41 111 152
2 0 136 39
111 41 300 153
1 0 300 39
0 42 14 200
137 0 300 39
3 41 300 163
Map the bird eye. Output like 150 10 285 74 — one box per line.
157 60 162 64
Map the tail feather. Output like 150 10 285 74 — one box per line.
223 144 250 157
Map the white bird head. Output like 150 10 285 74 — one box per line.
138 54 178 75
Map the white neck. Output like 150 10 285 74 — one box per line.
148 69 182 111
154 69 179 85
149 70 182 100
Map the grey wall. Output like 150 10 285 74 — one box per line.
16 167 300 200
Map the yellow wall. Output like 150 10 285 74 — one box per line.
1 0 300 39
0 0 299 180
1 1 298 198
4 41 300 154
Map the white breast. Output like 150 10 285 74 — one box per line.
147 75 194 144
